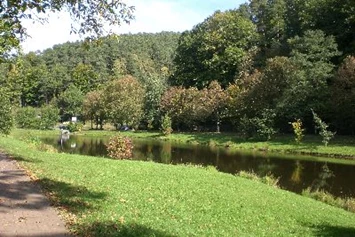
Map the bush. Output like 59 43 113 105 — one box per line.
239 109 276 141
15 105 59 130
67 122 83 132
15 107 39 129
161 114 173 136
290 119 305 144
106 135 133 159
38 105 59 130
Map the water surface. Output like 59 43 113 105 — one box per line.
42 135 355 198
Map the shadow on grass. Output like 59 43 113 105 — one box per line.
310 224 355 237
38 178 107 214
8 154 43 163
76 221 174 237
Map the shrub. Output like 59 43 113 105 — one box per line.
106 135 133 159
239 109 276 141
38 105 59 130
312 110 335 146
67 122 83 132
161 114 173 136
290 119 305 144
15 107 39 129
15 105 59 130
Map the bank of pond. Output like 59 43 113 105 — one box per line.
1 131 355 236
38 132 355 199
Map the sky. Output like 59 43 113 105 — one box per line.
21 0 246 53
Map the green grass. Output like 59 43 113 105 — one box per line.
1 135 355 236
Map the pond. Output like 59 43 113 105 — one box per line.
42 134 355 198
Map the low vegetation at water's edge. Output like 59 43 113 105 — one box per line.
12 129 355 160
0 135 355 236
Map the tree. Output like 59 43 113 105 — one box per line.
275 30 340 128
204 81 229 132
72 63 99 94
250 0 288 59
160 83 228 131
104 76 145 128
0 88 13 134
1 0 134 58
38 105 59 130
57 85 84 120
294 0 355 55
331 56 355 134
82 90 106 129
172 9 258 88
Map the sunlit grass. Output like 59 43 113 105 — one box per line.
1 135 355 236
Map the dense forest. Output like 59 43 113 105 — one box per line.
1 0 355 137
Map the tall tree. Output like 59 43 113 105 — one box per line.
331 56 355 134
104 76 145 128
57 85 84 120
82 90 106 129
72 63 99 94
172 9 258 88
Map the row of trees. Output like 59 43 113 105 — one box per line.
170 0 355 134
1 0 355 137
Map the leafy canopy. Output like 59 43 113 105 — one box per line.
0 0 135 59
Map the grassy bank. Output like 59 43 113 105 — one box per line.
12 129 355 159
1 135 355 236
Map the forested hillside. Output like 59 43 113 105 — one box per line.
1 0 355 136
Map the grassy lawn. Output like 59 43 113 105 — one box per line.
1 134 355 236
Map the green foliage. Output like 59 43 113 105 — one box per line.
172 9 258 87
106 135 133 159
15 107 39 129
67 122 83 133
82 90 106 129
15 105 59 130
1 0 134 59
0 88 13 134
143 76 167 130
312 110 335 146
57 84 84 119
104 76 145 128
239 109 277 141
71 63 99 94
290 119 305 144
160 114 173 136
38 105 59 130
331 56 355 134
160 81 228 131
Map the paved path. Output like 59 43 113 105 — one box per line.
0 153 70 237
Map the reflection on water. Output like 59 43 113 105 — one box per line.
41 135 355 198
